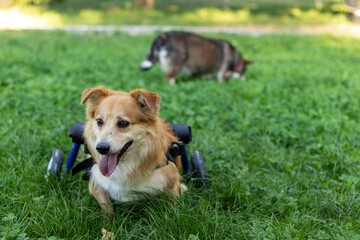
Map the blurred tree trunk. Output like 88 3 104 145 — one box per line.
345 0 360 23
315 0 322 8
223 0 230 7
135 0 154 9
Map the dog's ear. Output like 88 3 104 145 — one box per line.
130 89 160 119
81 86 110 118
161 33 168 40
243 59 253 66
81 86 109 104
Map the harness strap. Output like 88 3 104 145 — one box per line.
167 141 184 164
72 157 94 177
72 141 185 180
166 152 176 165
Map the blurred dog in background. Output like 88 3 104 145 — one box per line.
140 31 252 84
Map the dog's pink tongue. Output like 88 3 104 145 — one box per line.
99 154 118 177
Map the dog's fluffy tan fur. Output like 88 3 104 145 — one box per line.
81 86 185 217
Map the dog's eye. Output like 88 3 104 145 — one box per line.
117 120 129 128
97 118 104 127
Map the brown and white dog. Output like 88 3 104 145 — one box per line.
140 31 252 84
81 86 185 217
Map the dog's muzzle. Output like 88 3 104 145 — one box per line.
96 142 110 155
98 140 134 177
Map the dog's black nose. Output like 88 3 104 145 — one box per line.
96 142 110 155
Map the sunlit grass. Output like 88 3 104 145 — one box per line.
0 7 64 28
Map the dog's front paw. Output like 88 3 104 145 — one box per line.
168 78 176 85
180 183 188 194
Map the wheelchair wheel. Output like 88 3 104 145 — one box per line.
190 151 209 188
46 149 64 178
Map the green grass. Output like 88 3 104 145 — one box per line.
1 31 360 239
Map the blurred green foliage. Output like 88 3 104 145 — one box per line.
9 0 347 11
5 0 351 26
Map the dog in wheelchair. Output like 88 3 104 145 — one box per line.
81 86 187 217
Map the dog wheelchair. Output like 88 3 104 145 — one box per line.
47 122 209 188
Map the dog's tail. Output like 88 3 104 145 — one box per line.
140 33 169 71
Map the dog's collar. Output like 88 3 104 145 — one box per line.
233 63 240 73
117 140 133 162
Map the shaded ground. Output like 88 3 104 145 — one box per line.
60 24 360 38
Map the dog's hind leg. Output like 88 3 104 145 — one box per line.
89 177 115 219
165 68 182 85
159 48 184 84
217 67 227 83
165 58 184 85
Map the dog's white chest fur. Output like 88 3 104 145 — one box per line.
91 162 167 202
159 48 170 73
